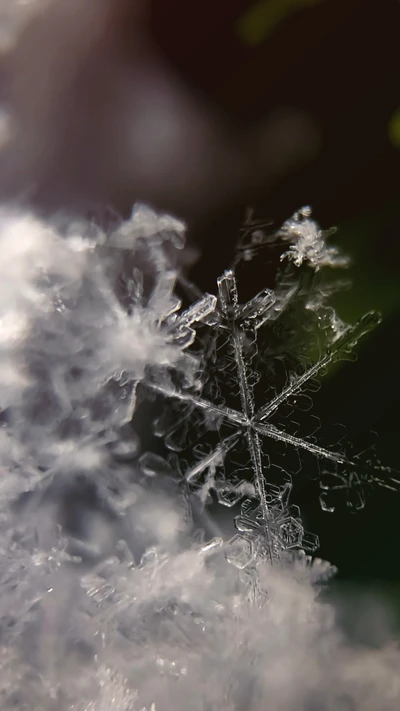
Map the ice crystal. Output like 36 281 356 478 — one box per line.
279 205 350 270
1 202 400 710
142 207 399 567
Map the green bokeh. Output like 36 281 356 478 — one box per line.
388 107 400 149
237 0 326 46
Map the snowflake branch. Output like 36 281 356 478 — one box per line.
255 312 380 424
253 422 347 464
218 270 272 556
184 431 241 483
144 380 247 427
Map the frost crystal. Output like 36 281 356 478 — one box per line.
143 207 399 566
279 206 350 270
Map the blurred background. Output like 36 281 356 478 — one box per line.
2 0 400 637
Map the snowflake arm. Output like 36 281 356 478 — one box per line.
184 432 242 484
255 311 380 424
217 270 274 556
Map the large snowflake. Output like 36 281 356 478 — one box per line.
140 208 400 566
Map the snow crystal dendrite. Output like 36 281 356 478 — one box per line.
141 207 399 567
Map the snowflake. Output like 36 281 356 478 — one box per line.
141 209 400 564
279 206 350 270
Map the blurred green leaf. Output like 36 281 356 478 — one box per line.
388 107 400 148
237 0 326 47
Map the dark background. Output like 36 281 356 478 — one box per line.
148 0 400 592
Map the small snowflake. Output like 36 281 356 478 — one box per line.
279 206 350 271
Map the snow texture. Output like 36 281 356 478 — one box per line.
0 203 399 710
